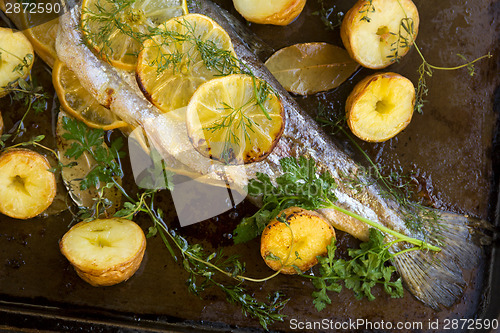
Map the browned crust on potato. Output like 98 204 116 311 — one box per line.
261 207 335 274
59 218 147 287
74 242 146 287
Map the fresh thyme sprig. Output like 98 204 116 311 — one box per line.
114 190 289 330
0 53 48 144
62 117 288 329
359 0 375 22
358 0 492 113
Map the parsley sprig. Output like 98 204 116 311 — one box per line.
61 117 288 329
234 156 440 252
61 116 125 190
234 156 415 305
305 229 404 311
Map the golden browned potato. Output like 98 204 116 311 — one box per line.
0 27 34 97
261 207 335 274
0 148 57 219
340 0 419 69
346 72 415 142
233 0 306 26
60 218 146 287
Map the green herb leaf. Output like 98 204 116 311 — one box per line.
306 229 403 310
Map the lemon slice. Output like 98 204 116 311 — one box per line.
136 13 238 113
186 74 284 164
81 0 188 71
19 1 60 68
52 60 128 130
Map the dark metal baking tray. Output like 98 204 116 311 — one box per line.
0 0 499 331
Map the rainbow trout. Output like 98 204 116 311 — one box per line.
56 0 486 309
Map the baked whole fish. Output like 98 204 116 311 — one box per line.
56 0 486 309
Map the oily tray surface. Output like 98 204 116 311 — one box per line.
0 0 499 331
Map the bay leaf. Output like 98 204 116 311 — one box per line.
265 42 360 95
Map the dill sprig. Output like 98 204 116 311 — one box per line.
315 104 442 236
412 48 492 113
81 4 276 163
203 101 258 164
80 0 145 62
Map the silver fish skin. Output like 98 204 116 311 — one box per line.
56 0 482 309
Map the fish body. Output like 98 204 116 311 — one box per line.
56 0 482 309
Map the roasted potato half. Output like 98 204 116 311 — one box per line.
346 72 415 142
0 27 34 97
340 0 419 69
261 207 335 274
60 218 146 287
233 0 306 26
0 148 57 219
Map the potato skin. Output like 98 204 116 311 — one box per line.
261 207 335 274
340 0 419 69
60 218 146 287
233 0 306 26
0 112 3 136
73 245 146 287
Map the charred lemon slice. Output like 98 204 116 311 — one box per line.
136 13 238 113
186 74 284 164
81 0 188 70
53 60 128 130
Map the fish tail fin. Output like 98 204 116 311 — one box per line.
392 210 492 309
